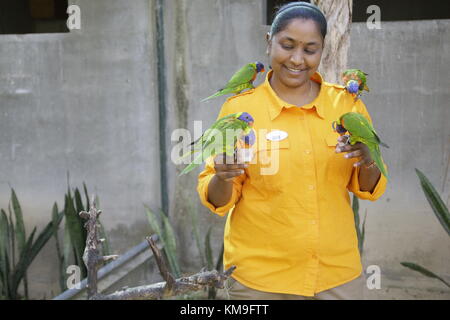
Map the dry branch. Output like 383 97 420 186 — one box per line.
80 200 235 300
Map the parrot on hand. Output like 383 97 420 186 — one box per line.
201 62 265 102
179 112 255 175
342 69 369 101
332 112 389 180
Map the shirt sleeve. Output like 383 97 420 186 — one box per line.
196 99 247 216
347 99 388 201
197 157 246 216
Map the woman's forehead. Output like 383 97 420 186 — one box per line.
275 18 323 44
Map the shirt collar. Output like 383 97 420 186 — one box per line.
263 69 327 120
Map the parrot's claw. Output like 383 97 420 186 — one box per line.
342 135 351 145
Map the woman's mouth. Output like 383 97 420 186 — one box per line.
284 65 308 75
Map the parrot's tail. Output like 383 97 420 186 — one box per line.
201 89 225 102
369 145 389 180
379 141 390 148
179 152 205 175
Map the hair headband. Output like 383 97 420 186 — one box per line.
270 2 326 35
277 2 324 17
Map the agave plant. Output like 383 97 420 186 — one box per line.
352 194 367 256
145 206 181 278
400 169 450 288
0 189 64 300
188 200 224 299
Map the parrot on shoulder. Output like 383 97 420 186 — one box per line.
179 112 255 175
332 112 389 180
201 62 265 102
342 69 369 101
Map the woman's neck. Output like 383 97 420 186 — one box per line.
269 74 319 107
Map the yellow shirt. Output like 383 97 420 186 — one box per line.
197 70 387 296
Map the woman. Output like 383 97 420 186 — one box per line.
197 2 387 300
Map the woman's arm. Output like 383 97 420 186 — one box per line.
207 154 247 207
336 136 382 193
357 163 381 193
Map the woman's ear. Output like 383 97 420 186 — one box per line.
266 32 271 55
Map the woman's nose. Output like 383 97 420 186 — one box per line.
290 49 305 66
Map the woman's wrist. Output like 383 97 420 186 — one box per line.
207 174 234 207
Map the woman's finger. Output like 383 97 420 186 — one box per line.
216 170 245 181
344 149 363 159
215 163 248 171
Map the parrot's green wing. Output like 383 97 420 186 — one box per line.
367 143 389 179
201 64 256 102
224 64 257 89
179 113 250 175
342 113 379 145
342 112 389 179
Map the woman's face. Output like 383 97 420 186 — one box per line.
267 18 324 89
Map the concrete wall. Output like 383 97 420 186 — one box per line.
0 0 160 298
349 20 450 299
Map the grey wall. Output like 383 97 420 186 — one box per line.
0 0 160 298
349 20 450 299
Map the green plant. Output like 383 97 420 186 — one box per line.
188 201 224 299
204 226 224 299
0 189 64 300
400 169 450 288
145 206 181 278
352 194 367 256
145 202 226 299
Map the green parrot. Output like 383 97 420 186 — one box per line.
342 69 369 101
332 112 389 180
201 62 265 102
179 112 255 175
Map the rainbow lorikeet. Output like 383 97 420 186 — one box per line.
332 112 389 180
342 69 369 101
201 62 265 102
179 112 255 175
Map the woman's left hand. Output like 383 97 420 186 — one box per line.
335 136 373 168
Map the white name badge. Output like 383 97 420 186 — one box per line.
266 130 288 142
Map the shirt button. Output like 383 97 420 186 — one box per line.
308 185 315 190
305 149 311 154
311 220 317 225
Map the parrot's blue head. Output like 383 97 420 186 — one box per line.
238 112 254 126
242 130 256 146
255 62 265 73
332 120 347 135
346 80 359 94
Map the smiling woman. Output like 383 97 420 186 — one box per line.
197 1 388 300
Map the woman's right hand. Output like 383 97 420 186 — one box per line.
213 153 248 182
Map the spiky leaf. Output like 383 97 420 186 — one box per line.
205 227 214 271
401 262 450 288
11 189 26 255
160 210 181 278
415 168 450 236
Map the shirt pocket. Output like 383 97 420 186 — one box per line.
325 132 353 186
247 139 291 192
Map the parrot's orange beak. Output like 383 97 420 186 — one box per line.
261 68 265 73
248 121 254 127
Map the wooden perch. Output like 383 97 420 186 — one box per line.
97 265 236 300
80 199 235 300
79 197 118 299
